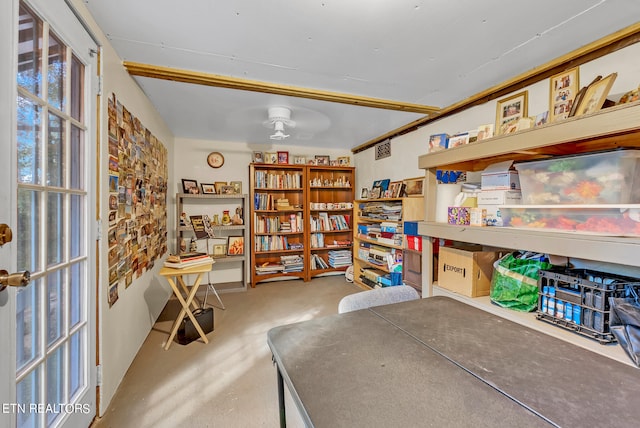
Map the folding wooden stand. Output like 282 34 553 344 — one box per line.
159 261 214 350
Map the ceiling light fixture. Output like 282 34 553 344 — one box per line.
264 106 295 140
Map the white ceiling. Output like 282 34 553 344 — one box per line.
84 0 640 150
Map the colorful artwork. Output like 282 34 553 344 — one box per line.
106 94 169 307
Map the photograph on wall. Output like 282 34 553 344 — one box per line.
106 93 169 307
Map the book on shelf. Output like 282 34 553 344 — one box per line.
189 215 210 239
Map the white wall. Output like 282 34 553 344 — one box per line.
70 0 176 416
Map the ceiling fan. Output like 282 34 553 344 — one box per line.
263 106 296 140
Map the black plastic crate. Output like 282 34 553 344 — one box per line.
537 268 640 344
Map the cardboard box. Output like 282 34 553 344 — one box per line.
481 160 520 190
478 190 522 205
438 245 505 297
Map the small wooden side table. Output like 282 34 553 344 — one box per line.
159 261 214 350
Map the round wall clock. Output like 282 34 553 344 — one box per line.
207 151 224 168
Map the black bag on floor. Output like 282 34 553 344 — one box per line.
609 286 640 367
177 307 214 345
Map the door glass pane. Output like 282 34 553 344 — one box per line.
70 125 84 190
17 4 42 96
70 194 84 258
16 280 42 372
69 262 83 327
17 188 41 273
46 192 65 267
70 54 83 122
47 112 64 187
17 96 42 185
46 347 64 426
47 32 65 111
47 269 64 346
17 367 41 428
69 331 84 398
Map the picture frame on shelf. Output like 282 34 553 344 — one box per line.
549 66 579 122
535 111 549 127
315 155 330 165
371 179 390 192
230 181 242 194
574 72 617 117
369 186 382 199
277 151 289 164
211 243 227 258
404 177 424 197
220 185 236 195
476 124 494 141
330 160 338 166
448 133 470 148
337 156 351 166
182 178 199 194
264 152 277 164
253 151 264 163
227 236 244 255
293 155 306 165
495 91 528 135
214 181 228 193
389 181 405 198
360 188 369 199
201 183 216 194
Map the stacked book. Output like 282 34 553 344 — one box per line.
281 255 304 272
164 252 213 269
310 254 329 270
276 198 293 210
255 261 284 275
377 221 403 246
328 249 352 268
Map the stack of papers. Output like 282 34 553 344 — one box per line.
164 252 213 269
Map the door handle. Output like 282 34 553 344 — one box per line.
0 270 30 292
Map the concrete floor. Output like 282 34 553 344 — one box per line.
92 276 360 428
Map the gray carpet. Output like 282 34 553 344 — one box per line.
92 276 361 428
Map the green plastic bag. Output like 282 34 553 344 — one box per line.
490 252 552 312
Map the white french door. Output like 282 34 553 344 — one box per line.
1 0 97 427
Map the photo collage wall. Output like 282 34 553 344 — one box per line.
107 93 168 307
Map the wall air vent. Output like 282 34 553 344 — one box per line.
375 139 391 160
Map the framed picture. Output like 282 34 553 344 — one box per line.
201 183 216 194
495 91 528 135
227 236 244 256
330 160 338 166
549 67 579 122
315 155 330 165
277 151 289 164
388 181 403 198
369 186 382 199
253 151 264 163
404 177 424 197
230 181 242 194
214 181 228 193
371 179 390 192
264 152 277 164
337 156 351 166
448 133 470 148
574 72 618 117
211 243 227 258
293 155 306 165
476 124 494 141
360 188 369 199
182 179 199 194
220 185 235 195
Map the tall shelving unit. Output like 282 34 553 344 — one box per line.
416 102 640 365
249 164 355 286
249 164 307 286
176 193 249 292
352 197 424 290
307 166 355 279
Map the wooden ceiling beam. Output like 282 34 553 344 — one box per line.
123 61 440 115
